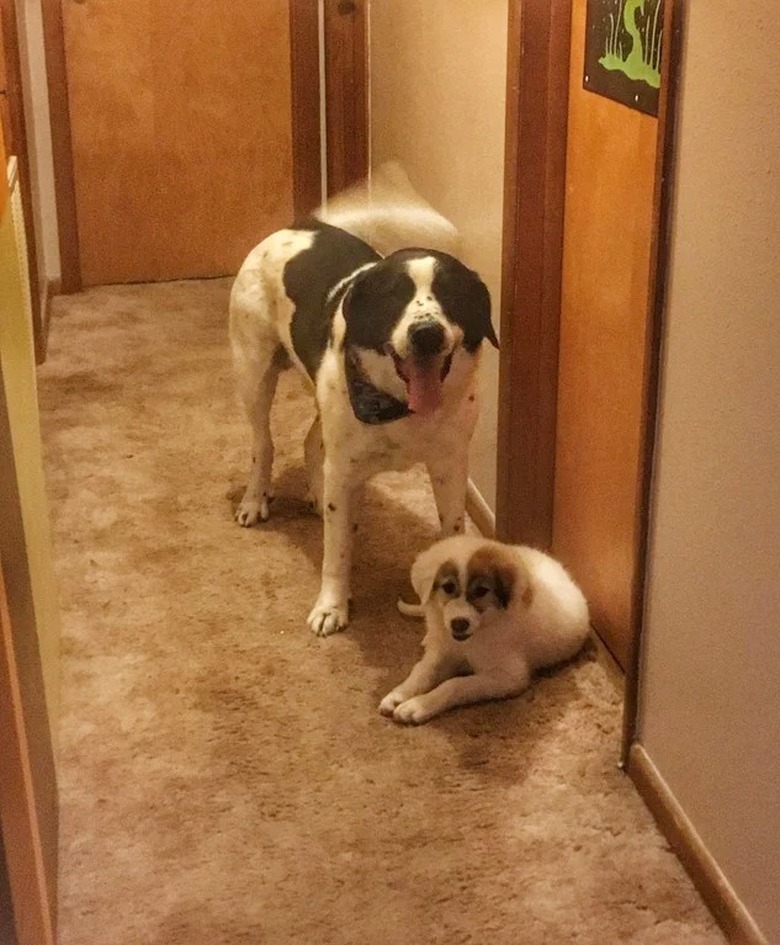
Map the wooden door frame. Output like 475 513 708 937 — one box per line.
0 0 44 357
289 0 323 217
498 0 683 762
621 0 684 761
496 0 572 554
323 0 368 197
290 0 369 210
39 0 79 293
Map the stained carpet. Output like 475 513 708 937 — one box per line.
38 279 725 944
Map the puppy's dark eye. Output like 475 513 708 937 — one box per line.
440 580 457 596
472 586 489 599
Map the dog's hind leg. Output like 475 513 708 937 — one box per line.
234 349 283 526
426 450 469 537
303 416 324 515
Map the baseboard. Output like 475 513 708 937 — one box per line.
35 278 60 365
628 744 768 945
466 479 495 537
591 629 624 694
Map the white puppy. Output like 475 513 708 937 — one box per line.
380 536 590 724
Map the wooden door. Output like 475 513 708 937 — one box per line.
61 0 297 285
499 0 675 675
552 0 660 669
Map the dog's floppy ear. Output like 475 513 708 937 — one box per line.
496 553 534 609
469 277 498 350
410 545 444 606
342 261 409 351
494 562 518 609
431 260 498 352
468 543 528 609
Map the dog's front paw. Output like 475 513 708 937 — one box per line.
307 600 349 637
235 494 270 527
379 690 406 717
392 697 435 725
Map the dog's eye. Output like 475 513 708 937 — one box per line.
472 586 489 599
440 579 457 596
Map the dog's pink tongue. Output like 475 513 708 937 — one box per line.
404 358 443 415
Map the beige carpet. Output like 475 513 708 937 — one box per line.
38 279 725 945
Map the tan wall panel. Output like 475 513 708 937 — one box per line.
369 0 507 513
640 4 780 939
553 0 657 667
63 0 294 285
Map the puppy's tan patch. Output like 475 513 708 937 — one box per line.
467 544 531 609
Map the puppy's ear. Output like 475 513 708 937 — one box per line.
509 558 534 608
410 546 441 605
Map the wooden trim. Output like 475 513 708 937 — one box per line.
0 116 7 216
621 0 685 763
289 0 322 218
34 276 59 364
0 0 43 350
0 560 56 945
40 0 80 293
323 0 368 196
496 0 571 550
628 745 768 945
0 360 57 944
0 831 19 945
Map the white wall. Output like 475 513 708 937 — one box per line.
638 4 780 941
368 0 507 515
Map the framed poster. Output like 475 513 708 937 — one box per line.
584 0 664 116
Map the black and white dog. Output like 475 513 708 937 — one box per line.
229 207 498 637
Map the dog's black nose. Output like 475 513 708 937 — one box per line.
409 320 446 357
451 617 471 639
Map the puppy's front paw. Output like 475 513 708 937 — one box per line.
379 690 406 717
235 495 270 527
307 601 349 637
392 697 435 726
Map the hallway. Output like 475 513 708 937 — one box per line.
38 278 723 944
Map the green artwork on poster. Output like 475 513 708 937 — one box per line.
599 0 662 88
584 0 663 116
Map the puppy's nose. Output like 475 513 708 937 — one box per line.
409 320 446 357
450 617 471 639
